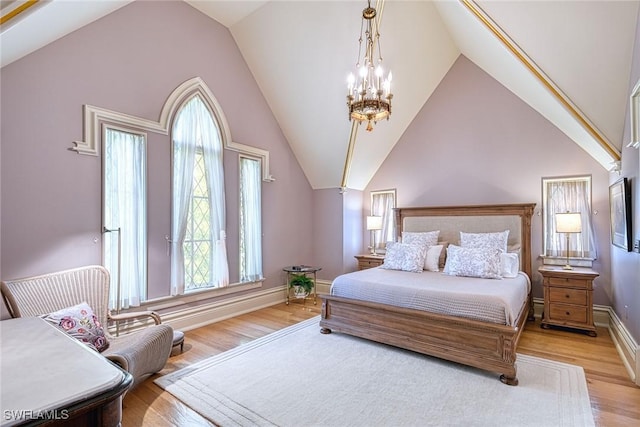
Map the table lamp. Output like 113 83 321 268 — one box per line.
366 216 383 255
555 212 582 270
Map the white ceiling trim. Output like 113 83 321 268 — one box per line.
0 0 132 68
463 0 619 162
436 1 620 170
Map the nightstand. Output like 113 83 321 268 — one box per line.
355 254 385 270
539 266 599 336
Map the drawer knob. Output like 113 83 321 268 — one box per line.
565 311 570 316
565 294 570 298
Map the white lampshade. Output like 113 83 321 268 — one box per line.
555 212 582 233
366 216 383 231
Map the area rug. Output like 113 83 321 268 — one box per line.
156 316 594 427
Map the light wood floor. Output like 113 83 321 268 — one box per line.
123 302 640 426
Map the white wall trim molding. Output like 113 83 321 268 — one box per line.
316 279 331 296
70 77 274 181
112 280 333 336
533 298 638 384
160 286 286 332
603 305 639 385
110 285 289 336
71 104 165 155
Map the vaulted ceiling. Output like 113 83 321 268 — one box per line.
2 0 638 190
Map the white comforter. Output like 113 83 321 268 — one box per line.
330 268 530 326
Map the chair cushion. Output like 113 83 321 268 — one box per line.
42 302 109 352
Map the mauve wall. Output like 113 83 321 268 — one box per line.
343 189 364 273
363 55 613 307
311 189 363 280
611 4 640 343
0 1 314 316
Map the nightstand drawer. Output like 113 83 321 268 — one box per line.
548 277 590 289
359 260 382 269
355 255 385 270
549 304 588 323
549 287 588 305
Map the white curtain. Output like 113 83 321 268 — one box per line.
170 99 197 295
240 157 262 282
545 179 597 259
199 97 229 288
103 128 146 309
371 191 396 249
171 95 229 293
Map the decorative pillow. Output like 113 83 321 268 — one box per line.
460 230 509 253
402 231 440 249
438 241 449 270
381 242 427 273
500 252 520 278
424 245 443 272
42 302 109 352
444 244 502 279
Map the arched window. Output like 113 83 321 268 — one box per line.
97 78 267 304
170 95 229 294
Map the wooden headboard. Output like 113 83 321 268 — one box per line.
395 204 536 279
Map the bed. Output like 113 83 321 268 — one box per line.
319 203 536 385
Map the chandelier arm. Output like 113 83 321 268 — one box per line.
340 121 360 190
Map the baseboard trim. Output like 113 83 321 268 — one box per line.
110 285 289 335
604 305 639 385
160 286 289 332
316 279 331 296
113 280 334 336
533 298 638 384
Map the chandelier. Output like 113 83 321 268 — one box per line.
346 0 392 132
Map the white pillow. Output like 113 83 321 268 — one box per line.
443 244 502 279
460 230 509 253
500 252 519 278
424 245 443 272
402 231 440 249
381 242 427 273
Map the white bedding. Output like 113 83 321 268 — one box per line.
330 268 530 326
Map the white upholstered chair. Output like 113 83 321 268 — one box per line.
1 265 174 389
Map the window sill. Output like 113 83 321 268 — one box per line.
138 279 264 312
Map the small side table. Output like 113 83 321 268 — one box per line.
539 266 599 336
283 265 321 305
355 254 385 270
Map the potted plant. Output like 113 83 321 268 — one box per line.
289 273 314 298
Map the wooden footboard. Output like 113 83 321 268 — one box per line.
320 294 529 385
